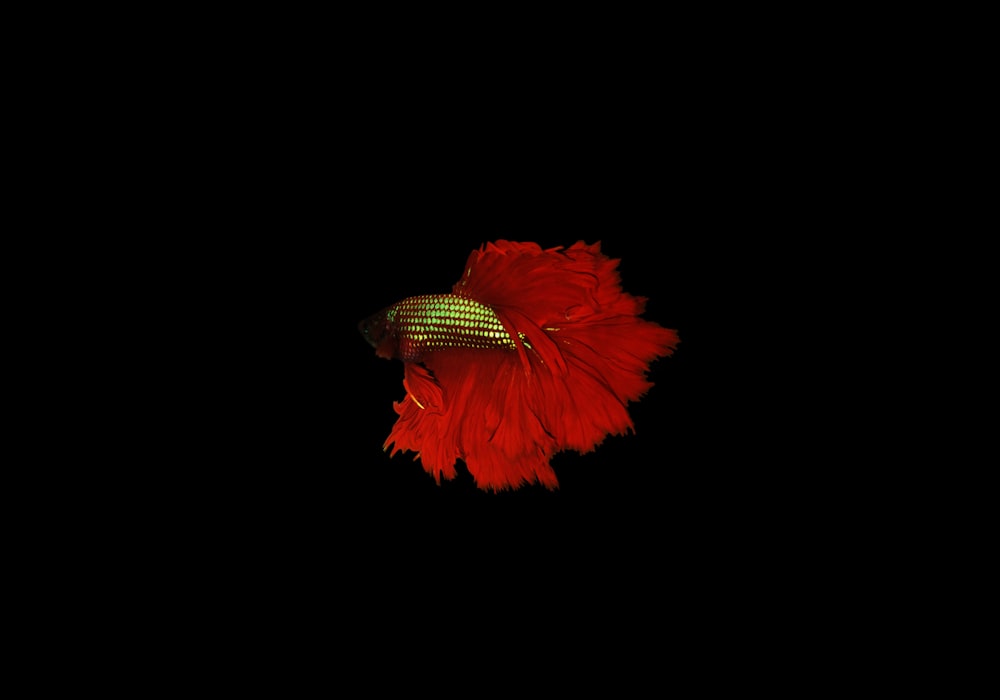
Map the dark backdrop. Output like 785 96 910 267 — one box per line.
63 21 843 679
119 88 782 631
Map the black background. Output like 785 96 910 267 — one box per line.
91 59 811 648
205 174 745 572
39 17 886 682
141 153 728 572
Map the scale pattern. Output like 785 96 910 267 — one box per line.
391 293 516 361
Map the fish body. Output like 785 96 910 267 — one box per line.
360 240 679 491
360 294 516 362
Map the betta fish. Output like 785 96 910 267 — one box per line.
358 240 679 491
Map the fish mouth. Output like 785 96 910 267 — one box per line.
358 314 384 349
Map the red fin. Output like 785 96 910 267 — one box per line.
381 240 678 491
384 363 457 485
385 349 560 491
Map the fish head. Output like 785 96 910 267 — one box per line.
358 307 397 359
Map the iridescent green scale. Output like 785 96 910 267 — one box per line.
392 294 515 361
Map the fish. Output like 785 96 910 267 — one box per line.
358 240 679 491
